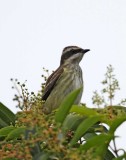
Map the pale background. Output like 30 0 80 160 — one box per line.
0 0 126 151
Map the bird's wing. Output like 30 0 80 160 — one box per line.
42 66 64 101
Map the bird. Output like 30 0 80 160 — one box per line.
42 46 90 114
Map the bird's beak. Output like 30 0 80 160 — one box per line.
82 49 90 54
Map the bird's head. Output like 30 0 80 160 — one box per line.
60 46 90 65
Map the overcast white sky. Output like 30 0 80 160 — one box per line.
0 0 126 150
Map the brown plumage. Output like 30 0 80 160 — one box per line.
42 66 64 101
42 46 90 114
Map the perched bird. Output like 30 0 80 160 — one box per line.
42 46 90 114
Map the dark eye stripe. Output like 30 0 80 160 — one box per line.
60 49 83 65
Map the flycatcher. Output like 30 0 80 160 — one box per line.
42 46 90 114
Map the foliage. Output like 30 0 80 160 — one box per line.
0 102 15 128
0 65 126 160
92 65 120 107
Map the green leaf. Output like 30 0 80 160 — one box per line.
62 114 85 133
33 152 50 160
0 118 8 128
0 126 16 138
55 88 82 123
83 132 97 141
0 102 15 127
80 134 112 150
109 116 126 134
112 105 126 112
6 127 26 140
70 115 102 146
80 134 113 159
70 105 98 116
104 149 115 160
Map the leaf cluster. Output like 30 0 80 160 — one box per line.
0 65 126 160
